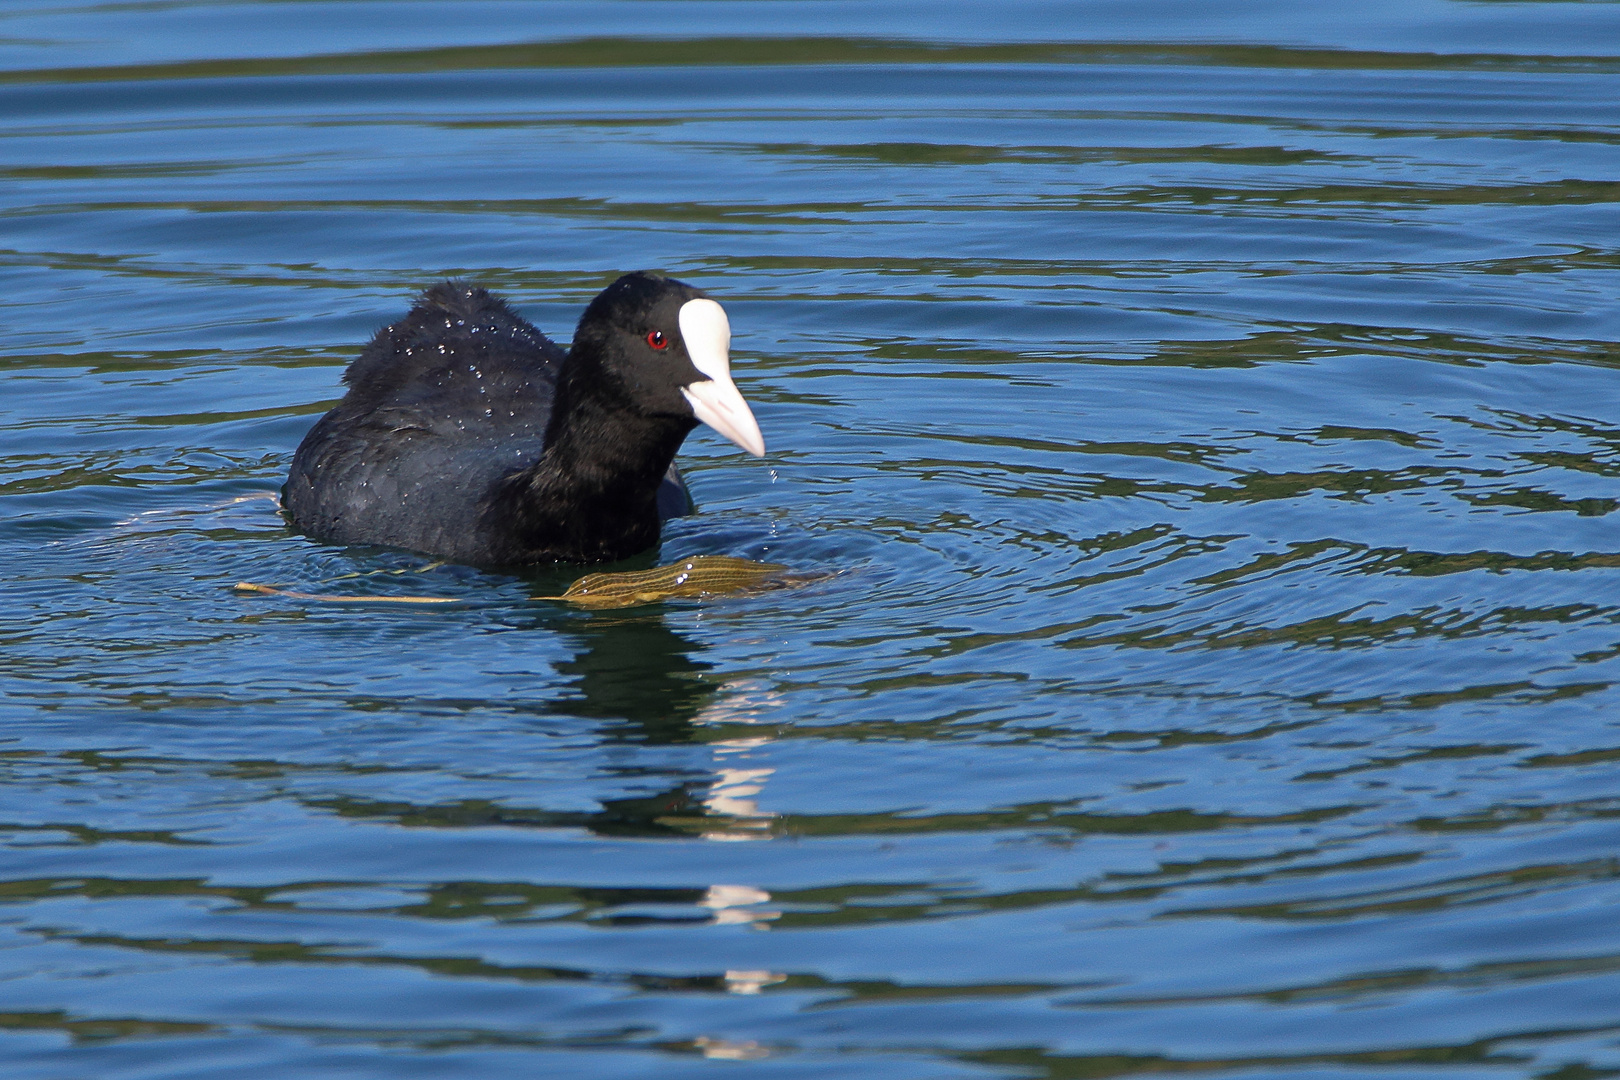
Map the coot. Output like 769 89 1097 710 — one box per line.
283 272 765 565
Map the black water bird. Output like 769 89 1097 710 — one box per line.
283 272 765 565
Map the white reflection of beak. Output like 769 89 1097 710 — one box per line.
678 298 766 457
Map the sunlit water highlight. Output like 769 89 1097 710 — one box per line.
1 2 1618 1077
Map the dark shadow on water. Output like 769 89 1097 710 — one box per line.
543 608 719 745
512 602 720 835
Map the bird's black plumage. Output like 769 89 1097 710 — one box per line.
283 272 758 566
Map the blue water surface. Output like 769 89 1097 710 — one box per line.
1 2 1619 1077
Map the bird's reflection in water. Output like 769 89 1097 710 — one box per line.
547 609 716 744
547 608 784 943
546 607 780 850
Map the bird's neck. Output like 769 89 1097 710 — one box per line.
487 367 693 563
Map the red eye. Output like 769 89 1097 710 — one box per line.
646 330 668 350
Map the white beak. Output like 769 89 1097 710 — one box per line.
677 298 766 457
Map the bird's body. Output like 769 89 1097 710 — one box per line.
283 274 763 566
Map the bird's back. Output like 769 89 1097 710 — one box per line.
284 282 564 561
